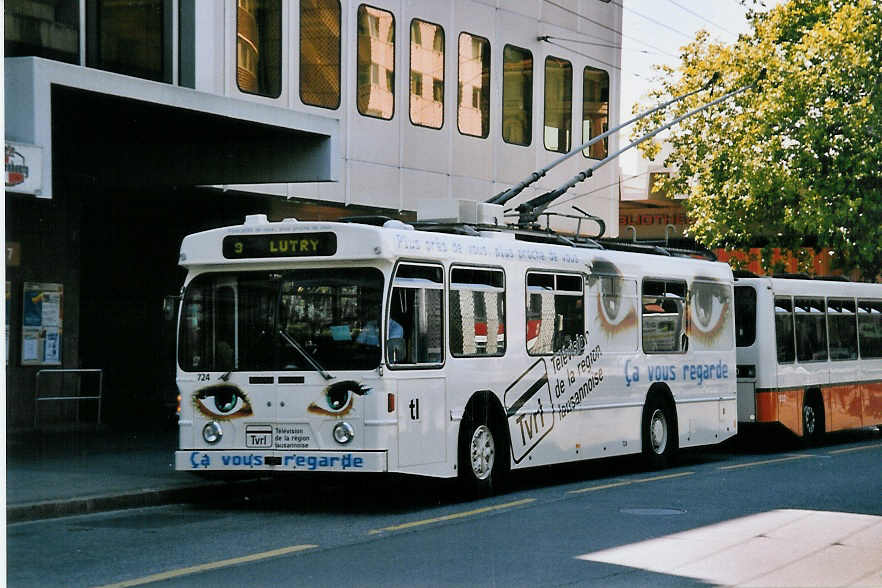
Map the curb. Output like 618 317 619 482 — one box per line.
6 478 268 523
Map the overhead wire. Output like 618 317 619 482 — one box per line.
541 38 621 71
542 0 680 60
538 36 666 56
548 171 653 211
662 0 740 38
607 0 694 42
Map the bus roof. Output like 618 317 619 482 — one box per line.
179 214 734 282
734 275 882 298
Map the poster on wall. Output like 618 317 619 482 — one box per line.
21 282 63 366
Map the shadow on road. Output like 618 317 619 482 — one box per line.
187 425 880 517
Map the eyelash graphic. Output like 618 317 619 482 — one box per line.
688 282 731 344
194 384 253 420
308 380 371 417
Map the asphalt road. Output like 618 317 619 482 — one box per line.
7 428 882 587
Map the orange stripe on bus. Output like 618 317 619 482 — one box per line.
755 390 778 423
756 379 882 436
827 383 862 432
863 381 882 425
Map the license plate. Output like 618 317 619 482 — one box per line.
245 425 273 448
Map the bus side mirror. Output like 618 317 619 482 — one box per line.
163 295 180 321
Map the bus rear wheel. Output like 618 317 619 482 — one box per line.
458 406 506 498
802 392 825 445
642 395 677 469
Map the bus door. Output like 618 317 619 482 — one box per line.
387 262 447 467
734 285 758 422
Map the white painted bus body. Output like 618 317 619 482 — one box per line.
175 216 736 476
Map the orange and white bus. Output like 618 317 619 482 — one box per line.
734 275 882 440
174 211 738 494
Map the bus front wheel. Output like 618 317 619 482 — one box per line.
641 394 677 469
458 405 506 498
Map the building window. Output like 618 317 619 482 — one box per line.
858 299 882 359
449 268 505 357
387 263 444 366
236 0 282 98
582 66 610 159
794 297 828 362
502 44 532 146
5 0 80 64
544 56 572 153
87 0 169 82
642 279 688 353
356 4 395 119
457 32 490 138
526 272 584 355
410 18 444 129
300 0 340 109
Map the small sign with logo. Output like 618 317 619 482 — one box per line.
5 142 43 195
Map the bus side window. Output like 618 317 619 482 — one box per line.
774 296 796 363
526 272 584 355
641 279 687 354
387 263 444 366
827 298 858 361
794 297 828 362
858 299 882 358
449 267 506 357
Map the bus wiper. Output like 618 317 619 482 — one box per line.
278 330 334 381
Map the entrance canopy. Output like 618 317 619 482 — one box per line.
5 57 338 198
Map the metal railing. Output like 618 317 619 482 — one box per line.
34 369 103 429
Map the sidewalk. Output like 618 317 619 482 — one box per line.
5 427 261 523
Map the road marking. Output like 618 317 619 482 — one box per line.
634 471 695 483
568 480 633 494
719 455 812 471
368 498 535 535
568 471 694 494
96 544 317 587
828 443 882 455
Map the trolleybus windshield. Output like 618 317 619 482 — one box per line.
179 268 383 372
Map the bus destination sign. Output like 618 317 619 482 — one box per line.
223 232 337 259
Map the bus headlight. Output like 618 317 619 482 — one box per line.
202 421 223 444
333 422 355 444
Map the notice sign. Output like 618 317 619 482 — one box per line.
5 142 43 195
22 282 63 365
504 359 555 464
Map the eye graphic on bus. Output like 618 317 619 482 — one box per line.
596 276 637 334
589 260 636 335
308 380 371 417
688 279 730 343
194 384 253 420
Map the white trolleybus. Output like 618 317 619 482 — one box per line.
174 206 737 494
734 274 882 441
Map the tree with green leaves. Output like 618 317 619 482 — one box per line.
633 0 882 280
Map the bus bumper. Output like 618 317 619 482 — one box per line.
176 450 388 473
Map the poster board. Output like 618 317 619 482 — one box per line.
21 282 63 365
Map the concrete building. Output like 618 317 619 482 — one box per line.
5 0 623 429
